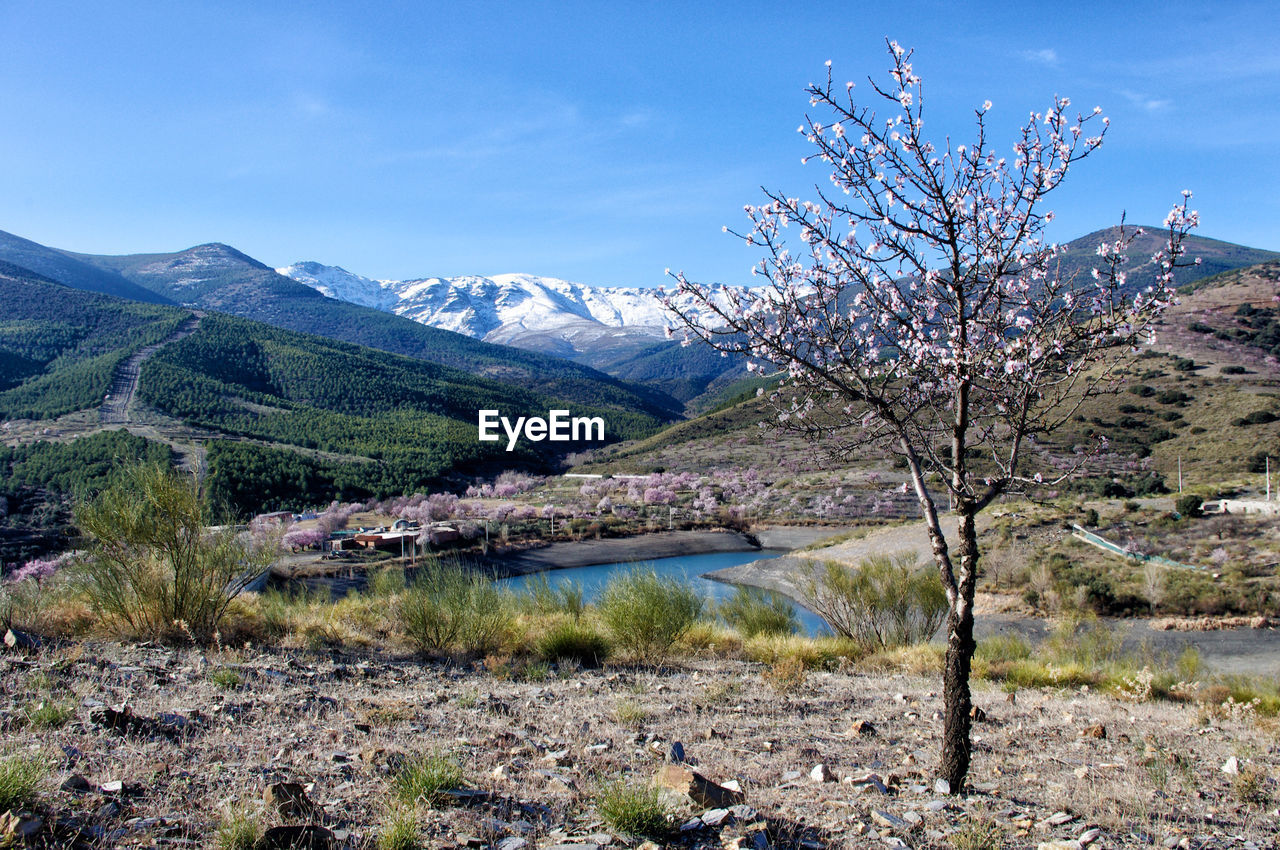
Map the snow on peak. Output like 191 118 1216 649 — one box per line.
277 263 755 355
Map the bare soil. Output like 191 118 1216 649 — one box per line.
3 640 1278 848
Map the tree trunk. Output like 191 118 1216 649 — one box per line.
939 506 979 792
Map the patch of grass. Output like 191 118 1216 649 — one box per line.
1232 765 1270 806
377 804 422 850
949 816 1005 850
860 642 944 675
209 668 243 690
391 752 464 808
742 632 865 669
594 778 673 838
536 619 611 667
214 806 262 850
615 698 650 728
0 754 45 814
762 655 807 694
24 699 74 730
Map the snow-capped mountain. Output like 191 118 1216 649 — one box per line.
277 262 753 355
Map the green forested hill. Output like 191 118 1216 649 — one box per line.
58 242 684 419
0 262 190 419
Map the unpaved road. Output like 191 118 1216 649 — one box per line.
99 315 202 425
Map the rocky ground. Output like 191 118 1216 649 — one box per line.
2 639 1278 849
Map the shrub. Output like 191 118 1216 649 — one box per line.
803 555 947 648
391 752 463 808
517 573 585 619
717 585 798 637
74 462 279 642
598 568 703 660
399 560 510 656
537 619 611 666
1222 365 1249 375
594 778 673 838
0 755 44 813
1175 494 1203 518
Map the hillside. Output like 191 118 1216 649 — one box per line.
0 262 190 419
0 233 683 421
0 267 670 519
0 230 173 305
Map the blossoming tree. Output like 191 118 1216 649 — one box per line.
664 41 1197 792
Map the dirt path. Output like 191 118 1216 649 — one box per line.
99 314 202 425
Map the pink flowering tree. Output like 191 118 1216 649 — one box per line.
664 42 1196 792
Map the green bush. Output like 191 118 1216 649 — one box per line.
804 555 947 648
0 754 44 813
1175 494 1203 518
598 567 703 660
594 778 673 838
399 560 510 656
517 573 585 619
717 585 798 637
391 751 463 808
537 619 611 666
74 462 279 642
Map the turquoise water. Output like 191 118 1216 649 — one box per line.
499 549 830 636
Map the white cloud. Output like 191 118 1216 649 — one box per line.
1020 48 1059 66
1119 89 1172 112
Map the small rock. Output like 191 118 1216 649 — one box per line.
680 817 704 832
1073 766 1089 779
656 764 744 809
0 811 43 840
809 764 836 783
542 749 572 767
871 810 907 830
969 706 988 722
902 812 923 826
669 742 686 764
1078 827 1102 845
99 780 125 795
496 837 528 850
264 782 320 821
934 778 951 795
779 771 802 784
925 800 947 813
3 628 41 651
1044 811 1075 827
260 824 336 850
1080 724 1107 740
1221 756 1240 775
60 774 92 793
850 719 877 737
702 808 732 827
1036 843 1077 850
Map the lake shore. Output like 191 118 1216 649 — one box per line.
478 524 859 577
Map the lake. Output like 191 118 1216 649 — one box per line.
499 549 830 636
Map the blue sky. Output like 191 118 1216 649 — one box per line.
0 1 1276 287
